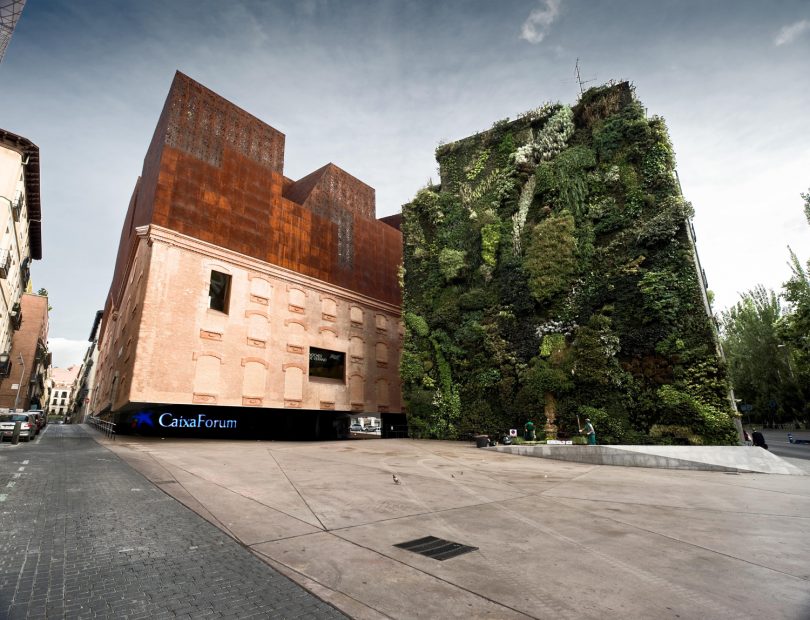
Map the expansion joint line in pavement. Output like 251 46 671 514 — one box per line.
544 495 810 583
487 494 735 618
132 447 244 542
265 447 328 531
251 549 396 620
138 449 324 535
246 490 534 548
542 493 810 520
254 531 538 620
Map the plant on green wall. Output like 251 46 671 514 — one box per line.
401 81 736 445
524 211 578 304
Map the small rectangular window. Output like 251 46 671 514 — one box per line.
209 270 231 313
309 347 346 382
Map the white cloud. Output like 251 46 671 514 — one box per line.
775 19 810 46
520 0 562 44
48 338 89 369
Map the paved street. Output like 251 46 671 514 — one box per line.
0 424 345 619
760 430 810 467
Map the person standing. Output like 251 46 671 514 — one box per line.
524 420 536 441
580 417 596 445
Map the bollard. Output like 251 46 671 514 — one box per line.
11 420 21 445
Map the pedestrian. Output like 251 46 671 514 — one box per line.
743 429 752 446
580 417 596 445
751 429 768 450
524 420 536 441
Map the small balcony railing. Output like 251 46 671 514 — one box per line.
11 196 22 222
0 354 11 378
0 249 10 279
10 303 22 330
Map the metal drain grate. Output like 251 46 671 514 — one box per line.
394 536 478 561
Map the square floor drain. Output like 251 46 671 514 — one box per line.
394 536 478 561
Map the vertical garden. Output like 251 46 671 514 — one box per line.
400 82 738 445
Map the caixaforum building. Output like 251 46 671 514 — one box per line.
91 73 404 438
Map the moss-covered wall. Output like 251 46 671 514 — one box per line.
401 82 737 444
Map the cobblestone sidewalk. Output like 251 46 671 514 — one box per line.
0 425 345 619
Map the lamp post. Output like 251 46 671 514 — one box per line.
14 353 25 411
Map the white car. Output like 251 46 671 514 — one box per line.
0 413 35 441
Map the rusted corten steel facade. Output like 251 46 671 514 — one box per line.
106 72 401 317
94 72 403 438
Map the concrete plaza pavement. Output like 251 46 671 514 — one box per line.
95 429 810 619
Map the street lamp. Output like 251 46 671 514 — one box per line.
13 353 25 411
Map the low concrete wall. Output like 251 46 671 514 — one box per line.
490 444 805 475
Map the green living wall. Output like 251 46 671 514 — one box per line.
401 82 738 445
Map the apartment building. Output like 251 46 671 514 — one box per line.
48 365 81 418
0 129 43 400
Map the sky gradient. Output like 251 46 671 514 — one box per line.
1 0 808 367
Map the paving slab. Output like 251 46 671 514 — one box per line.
96 432 810 619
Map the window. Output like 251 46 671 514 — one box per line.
308 347 345 381
209 270 231 313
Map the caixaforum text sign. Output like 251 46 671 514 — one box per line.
120 407 243 437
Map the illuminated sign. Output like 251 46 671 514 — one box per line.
309 347 345 381
158 413 237 429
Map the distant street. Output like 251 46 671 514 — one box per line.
761 429 810 463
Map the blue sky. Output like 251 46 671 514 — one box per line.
2 0 809 366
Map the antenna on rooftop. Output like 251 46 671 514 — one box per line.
575 58 595 96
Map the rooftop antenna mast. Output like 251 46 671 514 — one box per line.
575 58 595 97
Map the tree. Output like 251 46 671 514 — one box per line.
721 286 799 426
778 250 810 422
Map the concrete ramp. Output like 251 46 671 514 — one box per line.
491 444 805 475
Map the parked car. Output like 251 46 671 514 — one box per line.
350 423 364 432
30 410 47 429
28 411 45 434
0 413 36 442
364 425 378 432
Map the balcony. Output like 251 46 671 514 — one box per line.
10 303 22 330
0 353 11 378
0 249 10 279
20 257 30 290
11 196 22 222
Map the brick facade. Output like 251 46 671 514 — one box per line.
0 293 49 410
